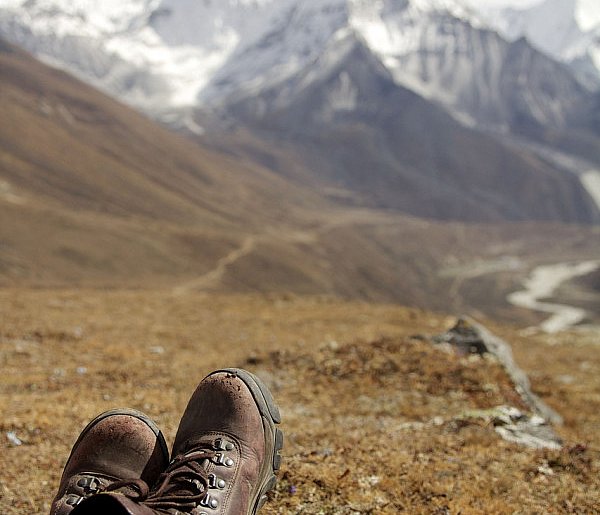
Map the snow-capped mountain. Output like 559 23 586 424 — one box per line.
221 32 599 223
348 1 596 132
1 0 599 223
0 0 594 128
479 0 600 90
0 0 338 112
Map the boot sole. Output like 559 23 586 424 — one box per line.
215 368 283 515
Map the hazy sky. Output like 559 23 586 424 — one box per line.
463 0 542 7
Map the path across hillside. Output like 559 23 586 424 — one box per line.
172 209 412 294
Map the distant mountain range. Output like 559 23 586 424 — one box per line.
2 0 599 225
2 1 598 112
1 37 600 321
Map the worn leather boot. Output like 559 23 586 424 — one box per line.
50 409 170 515
73 368 283 514
161 368 283 514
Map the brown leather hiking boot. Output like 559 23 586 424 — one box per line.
50 409 169 515
72 368 283 514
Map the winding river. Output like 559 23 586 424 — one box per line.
507 260 600 333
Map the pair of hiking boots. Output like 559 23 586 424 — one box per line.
50 368 283 515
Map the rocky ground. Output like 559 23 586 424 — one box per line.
1 289 599 514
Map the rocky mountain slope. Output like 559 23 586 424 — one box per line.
221 33 598 222
2 0 599 224
0 39 322 228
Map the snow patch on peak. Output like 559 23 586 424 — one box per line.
475 0 600 87
409 0 476 17
12 0 155 36
349 0 486 59
575 0 600 32
349 0 491 107
0 0 26 7
198 0 352 105
329 71 359 112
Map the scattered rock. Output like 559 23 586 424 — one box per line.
435 317 563 425
6 431 23 446
459 406 562 450
245 354 262 365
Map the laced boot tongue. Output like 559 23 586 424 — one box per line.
104 478 151 500
142 445 218 512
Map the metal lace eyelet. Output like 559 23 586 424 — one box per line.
208 473 226 489
77 476 101 493
214 452 235 467
65 494 83 506
199 493 219 509
214 438 234 451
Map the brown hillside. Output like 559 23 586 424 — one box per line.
0 40 325 286
0 42 323 227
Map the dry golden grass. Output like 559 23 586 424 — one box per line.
1 289 599 514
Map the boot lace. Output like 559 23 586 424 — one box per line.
68 441 231 513
63 475 150 508
140 445 218 511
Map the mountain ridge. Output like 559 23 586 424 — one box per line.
219 32 600 223
0 0 600 223
2 0 598 121
2 0 599 227
484 0 600 90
